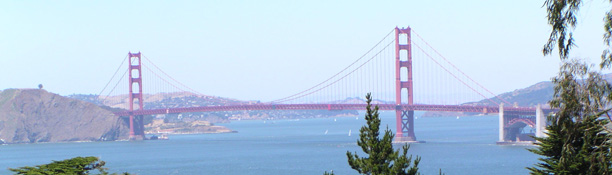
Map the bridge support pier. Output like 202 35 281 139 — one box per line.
395 109 417 142
128 115 146 140
135 115 146 140
535 105 546 138
497 104 543 145
498 104 504 142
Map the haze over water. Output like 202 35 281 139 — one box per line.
0 112 537 174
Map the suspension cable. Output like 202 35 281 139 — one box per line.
142 55 207 96
276 40 395 103
270 28 395 103
412 42 500 106
97 54 129 101
412 30 511 106
141 64 193 94
100 69 129 104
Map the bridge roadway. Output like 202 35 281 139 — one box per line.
113 104 542 116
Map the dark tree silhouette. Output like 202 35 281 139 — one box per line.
10 156 131 175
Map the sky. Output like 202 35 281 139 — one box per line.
1 1 610 101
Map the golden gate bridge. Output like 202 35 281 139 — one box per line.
98 26 553 144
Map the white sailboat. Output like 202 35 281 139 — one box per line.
348 129 352 136
324 130 328 135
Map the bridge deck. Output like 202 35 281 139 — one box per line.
113 104 546 116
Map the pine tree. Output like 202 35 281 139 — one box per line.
346 93 420 175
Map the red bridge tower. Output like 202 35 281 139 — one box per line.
395 27 417 142
128 52 146 140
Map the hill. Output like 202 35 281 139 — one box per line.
422 81 554 117
465 81 554 108
465 73 612 108
0 89 129 144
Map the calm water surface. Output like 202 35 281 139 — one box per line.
0 112 538 174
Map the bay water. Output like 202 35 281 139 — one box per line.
0 111 538 174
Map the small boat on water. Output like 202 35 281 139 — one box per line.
348 129 352 136
150 134 168 140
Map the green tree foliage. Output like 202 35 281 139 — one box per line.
528 60 612 174
345 93 420 175
9 156 130 175
542 0 581 60
530 1 612 174
542 0 612 67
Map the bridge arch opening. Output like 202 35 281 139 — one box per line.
130 56 140 65
132 82 141 93
399 50 409 61
131 69 140 78
398 34 408 45
400 88 408 104
504 117 536 142
400 67 408 81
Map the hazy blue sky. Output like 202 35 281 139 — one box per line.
1 1 609 101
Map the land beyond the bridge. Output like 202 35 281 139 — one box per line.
424 73 612 117
70 92 360 121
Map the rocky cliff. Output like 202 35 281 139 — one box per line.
0 89 129 144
